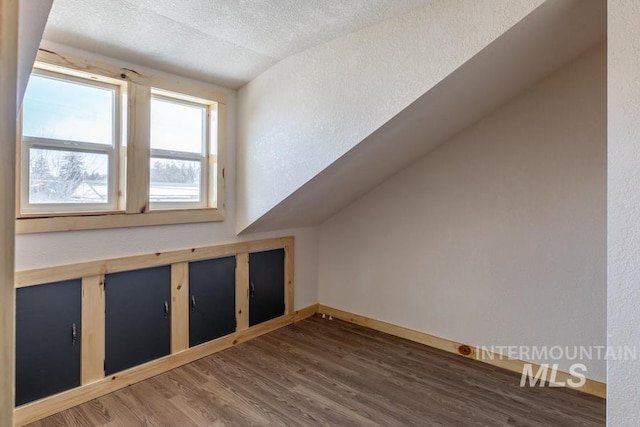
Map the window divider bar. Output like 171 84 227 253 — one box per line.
126 83 151 214
150 149 202 161
24 137 114 155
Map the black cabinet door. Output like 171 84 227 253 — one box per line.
16 279 82 406
249 248 285 326
189 256 236 347
105 266 171 375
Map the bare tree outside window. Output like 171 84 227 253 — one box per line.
59 153 84 198
28 149 109 204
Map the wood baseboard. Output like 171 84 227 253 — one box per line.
15 302 604 425
293 303 319 322
14 304 317 426
317 305 606 399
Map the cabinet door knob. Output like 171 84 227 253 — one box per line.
191 295 196 311
250 282 255 298
163 301 169 318
71 323 77 345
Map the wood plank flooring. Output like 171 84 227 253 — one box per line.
27 315 605 426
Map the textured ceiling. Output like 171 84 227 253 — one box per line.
43 0 428 88
242 0 606 234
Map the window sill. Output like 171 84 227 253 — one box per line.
15 208 225 234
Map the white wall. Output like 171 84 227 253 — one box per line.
17 0 53 106
236 0 545 232
607 0 640 424
319 44 606 380
15 42 319 310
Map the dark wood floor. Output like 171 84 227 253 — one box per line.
28 315 605 426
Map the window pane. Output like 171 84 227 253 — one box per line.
29 148 109 204
150 158 201 203
23 74 115 145
150 97 204 154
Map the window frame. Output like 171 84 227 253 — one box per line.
20 69 122 214
16 49 226 234
149 92 208 210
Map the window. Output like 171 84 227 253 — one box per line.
21 72 119 213
150 93 207 208
17 52 226 233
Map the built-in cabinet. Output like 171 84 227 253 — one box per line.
105 266 172 375
249 248 285 326
13 237 293 424
15 279 82 406
189 256 236 347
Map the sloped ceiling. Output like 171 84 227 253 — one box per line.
241 0 606 233
39 0 606 236
43 0 429 89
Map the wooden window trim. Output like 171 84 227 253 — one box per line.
16 48 227 234
16 208 226 234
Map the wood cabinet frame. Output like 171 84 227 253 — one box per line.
13 236 299 426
